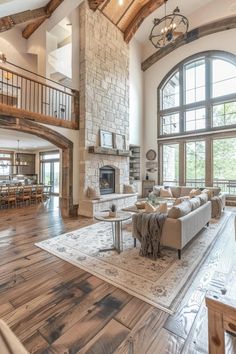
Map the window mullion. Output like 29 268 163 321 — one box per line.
179 65 184 133
206 56 212 130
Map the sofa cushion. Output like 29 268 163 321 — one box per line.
189 197 201 210
160 187 173 197
174 196 190 205
168 200 192 219
180 187 193 197
198 193 208 205
170 187 181 198
189 188 202 198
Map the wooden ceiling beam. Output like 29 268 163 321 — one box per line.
22 0 64 39
124 0 165 43
22 17 47 39
88 0 106 11
141 15 236 71
0 7 46 33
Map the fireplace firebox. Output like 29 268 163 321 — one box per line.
99 166 115 195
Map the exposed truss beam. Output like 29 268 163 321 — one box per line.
0 7 46 33
141 15 236 71
88 0 106 11
22 0 64 39
124 0 164 43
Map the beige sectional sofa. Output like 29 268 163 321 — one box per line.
161 201 211 259
133 185 223 259
152 185 226 211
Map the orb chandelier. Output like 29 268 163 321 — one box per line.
149 0 189 49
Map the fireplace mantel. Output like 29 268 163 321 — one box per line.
88 146 130 157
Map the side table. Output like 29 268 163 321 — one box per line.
94 211 132 254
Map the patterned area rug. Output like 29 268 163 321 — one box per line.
36 212 232 313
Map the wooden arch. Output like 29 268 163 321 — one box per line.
0 116 75 217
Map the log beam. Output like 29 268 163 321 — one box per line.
87 0 106 11
22 0 64 39
0 8 46 33
142 15 236 71
124 0 164 43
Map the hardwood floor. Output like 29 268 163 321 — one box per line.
0 199 235 354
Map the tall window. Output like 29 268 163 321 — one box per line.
162 144 179 186
213 138 236 194
159 52 236 136
186 141 205 187
158 51 236 195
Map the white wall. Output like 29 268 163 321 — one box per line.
46 31 58 78
27 23 47 76
71 6 80 90
0 27 37 73
129 38 143 146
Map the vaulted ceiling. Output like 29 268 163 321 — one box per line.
88 0 165 43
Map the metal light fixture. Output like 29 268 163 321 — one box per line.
149 0 189 49
15 140 28 166
118 0 124 5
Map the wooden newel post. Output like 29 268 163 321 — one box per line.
205 291 236 354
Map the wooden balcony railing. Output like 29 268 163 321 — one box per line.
0 65 79 129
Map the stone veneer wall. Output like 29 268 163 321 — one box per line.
78 1 129 202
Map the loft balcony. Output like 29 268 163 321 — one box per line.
0 65 79 130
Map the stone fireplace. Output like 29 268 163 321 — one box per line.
99 166 115 195
77 2 137 217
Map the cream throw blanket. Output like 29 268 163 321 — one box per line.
132 213 167 260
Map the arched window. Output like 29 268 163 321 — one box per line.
158 51 236 136
158 51 236 193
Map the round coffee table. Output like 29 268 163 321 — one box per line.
94 211 131 253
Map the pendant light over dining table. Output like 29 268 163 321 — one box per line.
149 0 189 49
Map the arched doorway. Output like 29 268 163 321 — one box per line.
0 116 75 217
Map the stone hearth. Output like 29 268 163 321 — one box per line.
79 193 138 218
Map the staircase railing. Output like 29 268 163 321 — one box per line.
0 64 79 129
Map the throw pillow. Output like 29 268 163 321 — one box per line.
87 186 100 200
168 200 192 219
157 202 168 214
160 187 173 198
123 184 136 194
189 197 201 210
170 187 181 198
198 193 208 205
153 185 162 196
189 189 202 198
202 189 214 199
145 201 156 213
174 196 190 205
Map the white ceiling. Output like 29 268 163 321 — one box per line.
0 129 55 150
0 0 48 17
134 0 214 43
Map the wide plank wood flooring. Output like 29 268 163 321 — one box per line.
0 199 236 354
